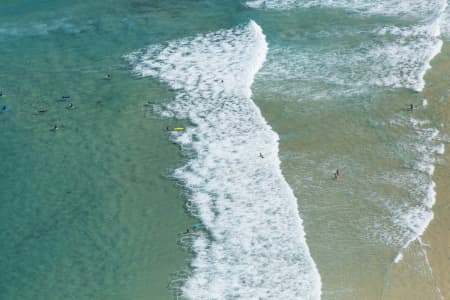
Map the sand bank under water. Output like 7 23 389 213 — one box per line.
383 41 450 300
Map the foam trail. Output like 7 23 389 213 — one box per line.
127 21 322 299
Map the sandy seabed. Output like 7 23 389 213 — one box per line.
383 42 450 300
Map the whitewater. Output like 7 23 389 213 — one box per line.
127 21 321 299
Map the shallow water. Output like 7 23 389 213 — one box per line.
0 1 198 299
1 0 448 299
250 3 446 297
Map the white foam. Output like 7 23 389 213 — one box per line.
393 252 403 264
440 1 450 38
434 144 445 154
127 21 322 299
258 18 444 95
389 117 444 262
250 0 447 93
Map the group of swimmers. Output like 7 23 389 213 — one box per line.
50 75 111 131
48 96 77 131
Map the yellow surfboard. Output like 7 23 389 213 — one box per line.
173 127 185 131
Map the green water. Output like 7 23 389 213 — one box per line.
0 1 201 299
0 66 191 299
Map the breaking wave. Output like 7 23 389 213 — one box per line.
127 21 322 299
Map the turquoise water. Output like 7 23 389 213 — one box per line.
0 2 199 299
1 1 448 299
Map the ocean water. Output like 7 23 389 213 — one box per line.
1 1 448 299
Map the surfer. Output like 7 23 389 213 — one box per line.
50 124 58 132
67 103 75 110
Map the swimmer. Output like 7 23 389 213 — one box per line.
334 169 340 180
2 105 8 112
62 96 70 100
104 74 111 80
259 153 264 159
38 109 48 113
0 91 3 96
50 125 58 132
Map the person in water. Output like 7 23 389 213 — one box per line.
334 168 340 180
406 104 414 111
0 91 3 97
50 124 58 132
2 105 8 112
259 153 264 159
67 103 75 110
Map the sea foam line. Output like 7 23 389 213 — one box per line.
127 21 322 299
